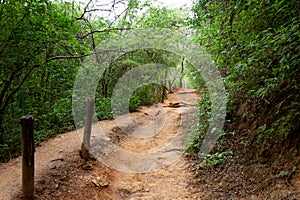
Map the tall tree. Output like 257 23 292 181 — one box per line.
0 0 81 146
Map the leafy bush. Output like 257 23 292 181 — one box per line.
191 0 300 141
129 84 157 111
185 87 211 155
200 149 233 167
95 97 113 120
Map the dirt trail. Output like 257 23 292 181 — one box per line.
0 132 81 200
0 88 201 200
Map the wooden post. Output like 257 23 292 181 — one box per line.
20 115 35 200
81 98 95 160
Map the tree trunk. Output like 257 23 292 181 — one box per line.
161 84 166 103
179 58 184 88
155 84 159 104
0 113 4 144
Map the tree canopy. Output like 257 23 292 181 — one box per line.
0 1 299 187
0 0 191 161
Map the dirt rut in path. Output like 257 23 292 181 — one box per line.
0 88 201 200
89 88 200 199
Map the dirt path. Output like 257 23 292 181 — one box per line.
0 88 201 200
0 132 81 200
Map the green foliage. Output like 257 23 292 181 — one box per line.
185 87 211 155
0 0 199 163
201 149 233 167
139 7 185 28
182 62 206 89
95 97 113 120
130 84 157 111
0 0 82 162
121 1 187 29
97 48 182 115
191 0 300 142
280 166 298 177
279 170 288 177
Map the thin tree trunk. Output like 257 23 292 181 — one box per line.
155 84 159 104
179 58 184 88
0 113 4 144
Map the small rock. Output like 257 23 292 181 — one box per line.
91 177 109 187
81 163 93 170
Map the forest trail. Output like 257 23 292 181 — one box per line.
0 130 81 200
0 88 201 200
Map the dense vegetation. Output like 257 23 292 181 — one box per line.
0 0 188 162
188 0 299 158
185 0 300 197
1 3 299 195
0 1 81 160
